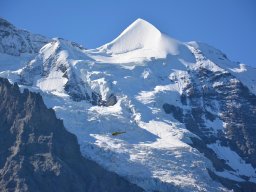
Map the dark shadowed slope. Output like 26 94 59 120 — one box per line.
0 77 143 192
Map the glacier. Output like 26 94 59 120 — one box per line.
0 17 256 191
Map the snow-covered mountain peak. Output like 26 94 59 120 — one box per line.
92 18 188 63
104 18 162 54
1 17 256 192
30 38 91 70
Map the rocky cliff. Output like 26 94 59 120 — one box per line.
0 77 143 192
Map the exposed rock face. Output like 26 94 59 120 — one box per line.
162 103 183 123
1 17 256 192
0 18 49 56
184 68 256 165
0 77 143 192
18 38 117 106
163 64 256 191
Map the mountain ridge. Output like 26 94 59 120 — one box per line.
0 17 256 192
0 18 50 56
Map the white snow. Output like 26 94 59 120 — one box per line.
101 18 179 56
86 19 194 64
0 52 35 71
188 41 256 95
37 70 68 93
0 18 255 192
204 117 224 134
41 91 223 191
228 64 256 95
208 142 256 179
105 18 163 54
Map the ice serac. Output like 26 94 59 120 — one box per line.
0 77 143 192
1 17 256 192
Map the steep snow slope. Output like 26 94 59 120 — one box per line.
101 18 178 56
0 77 143 192
88 19 193 64
188 41 256 95
19 38 91 96
0 18 256 192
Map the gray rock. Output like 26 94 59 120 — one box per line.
0 18 50 56
163 67 256 191
0 77 143 192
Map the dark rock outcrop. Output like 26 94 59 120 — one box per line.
0 18 49 56
184 68 256 167
162 103 183 123
64 75 117 106
0 77 143 192
163 66 256 191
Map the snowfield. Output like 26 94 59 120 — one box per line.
0 18 256 192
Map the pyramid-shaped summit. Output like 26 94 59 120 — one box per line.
100 18 181 59
1 17 256 192
104 18 163 54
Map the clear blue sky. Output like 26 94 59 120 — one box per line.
0 0 255 67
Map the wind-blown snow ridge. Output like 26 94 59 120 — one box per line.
93 18 184 63
1 17 256 192
104 18 163 54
